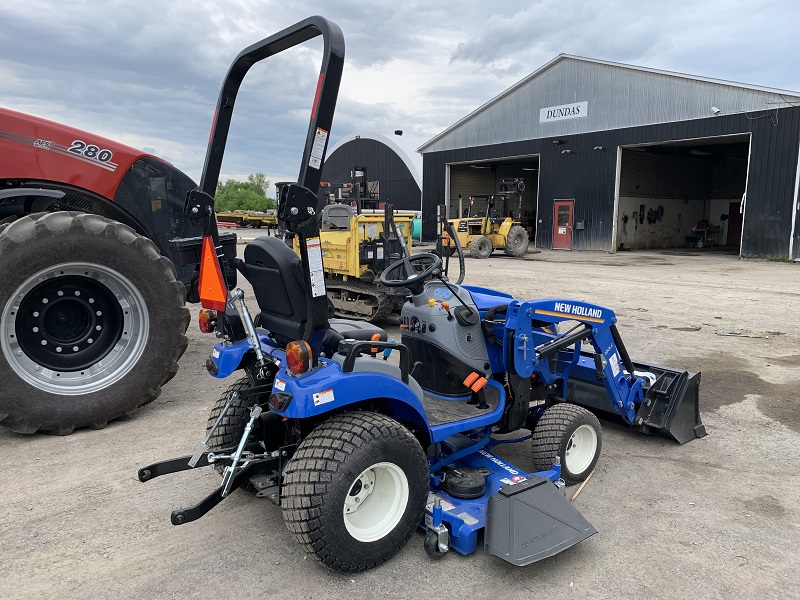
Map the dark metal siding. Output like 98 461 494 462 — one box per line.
422 106 800 258
321 138 421 212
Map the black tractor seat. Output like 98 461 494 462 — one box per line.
239 236 387 352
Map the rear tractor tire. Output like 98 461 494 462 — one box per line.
281 411 428 572
531 404 602 485
0 212 189 434
206 376 283 493
504 225 529 257
468 235 493 259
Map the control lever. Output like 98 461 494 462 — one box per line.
229 288 276 375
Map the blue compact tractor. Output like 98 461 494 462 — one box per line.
139 17 705 573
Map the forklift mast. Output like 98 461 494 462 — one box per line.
499 178 525 221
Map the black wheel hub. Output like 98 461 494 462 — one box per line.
15 276 124 371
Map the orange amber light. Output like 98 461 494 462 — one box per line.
198 309 217 333
286 340 312 375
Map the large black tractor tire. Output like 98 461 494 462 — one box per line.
468 235 493 259
531 404 602 485
281 411 428 572
0 212 189 434
504 225 529 257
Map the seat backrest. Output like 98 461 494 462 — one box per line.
243 236 308 342
320 204 352 230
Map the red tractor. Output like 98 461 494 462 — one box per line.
0 107 232 434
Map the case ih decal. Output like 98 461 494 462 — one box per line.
0 128 117 172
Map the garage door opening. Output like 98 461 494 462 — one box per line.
615 135 750 253
446 156 540 243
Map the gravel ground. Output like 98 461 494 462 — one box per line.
1 247 798 600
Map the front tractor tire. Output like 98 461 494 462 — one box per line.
0 212 189 434
281 411 428 572
531 404 602 485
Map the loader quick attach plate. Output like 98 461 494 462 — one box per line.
484 475 596 566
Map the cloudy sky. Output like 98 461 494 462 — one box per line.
2 1 799 188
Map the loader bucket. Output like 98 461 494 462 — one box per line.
485 475 596 566
567 361 706 444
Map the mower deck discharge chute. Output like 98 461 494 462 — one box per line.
139 16 705 573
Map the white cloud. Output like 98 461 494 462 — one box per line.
2 0 799 186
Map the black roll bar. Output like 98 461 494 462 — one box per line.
187 16 345 359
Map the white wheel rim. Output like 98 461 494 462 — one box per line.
343 461 408 543
565 424 597 475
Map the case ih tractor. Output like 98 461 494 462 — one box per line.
0 108 235 434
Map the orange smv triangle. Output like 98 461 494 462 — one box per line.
198 235 228 311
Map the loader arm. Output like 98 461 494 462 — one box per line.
504 298 705 443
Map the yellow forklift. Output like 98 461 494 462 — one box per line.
445 178 529 258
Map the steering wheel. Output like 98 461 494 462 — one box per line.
379 253 442 290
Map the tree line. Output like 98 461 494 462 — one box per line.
215 173 277 212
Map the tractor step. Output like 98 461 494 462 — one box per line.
484 475 596 566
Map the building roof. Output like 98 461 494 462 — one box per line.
418 54 800 154
328 132 422 188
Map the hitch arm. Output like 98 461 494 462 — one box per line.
170 463 257 526
138 451 229 482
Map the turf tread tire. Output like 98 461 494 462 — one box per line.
0 212 189 434
281 411 427 573
531 403 602 485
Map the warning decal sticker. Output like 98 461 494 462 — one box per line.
309 127 328 169
306 238 327 297
313 389 335 406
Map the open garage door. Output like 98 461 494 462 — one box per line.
615 135 750 253
447 156 540 241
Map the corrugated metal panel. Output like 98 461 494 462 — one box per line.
421 107 800 259
448 166 495 217
448 164 538 221
421 56 800 154
321 138 421 211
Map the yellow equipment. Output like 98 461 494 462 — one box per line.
295 205 415 322
444 178 529 258
241 210 278 230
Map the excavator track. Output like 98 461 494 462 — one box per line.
325 278 397 323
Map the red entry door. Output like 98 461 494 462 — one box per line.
553 200 574 249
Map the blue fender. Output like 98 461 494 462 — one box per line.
272 360 430 434
207 331 280 379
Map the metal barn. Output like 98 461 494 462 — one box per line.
321 133 422 212
418 55 800 260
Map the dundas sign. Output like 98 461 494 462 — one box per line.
539 101 588 123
